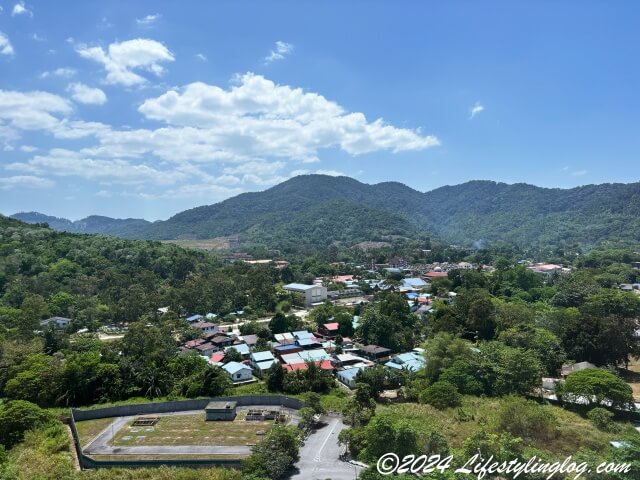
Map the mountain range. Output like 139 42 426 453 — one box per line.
11 175 640 250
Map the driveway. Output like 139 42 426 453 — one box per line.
289 416 363 480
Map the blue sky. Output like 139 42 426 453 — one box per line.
1 1 639 220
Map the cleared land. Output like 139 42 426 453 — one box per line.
110 410 274 447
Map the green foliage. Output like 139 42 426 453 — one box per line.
359 292 417 351
586 407 617 432
495 396 558 442
0 400 53 449
242 426 300 479
559 369 635 410
420 381 462 410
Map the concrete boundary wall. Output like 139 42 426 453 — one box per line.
71 395 303 421
69 395 304 469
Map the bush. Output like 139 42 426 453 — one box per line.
0 400 53 449
420 381 461 410
495 396 557 442
587 407 617 432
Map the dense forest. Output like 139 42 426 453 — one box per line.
13 175 640 251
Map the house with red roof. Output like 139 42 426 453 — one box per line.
319 322 340 338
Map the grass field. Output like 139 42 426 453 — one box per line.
377 396 635 458
110 411 274 447
75 417 115 446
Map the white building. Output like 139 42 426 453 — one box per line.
222 362 253 382
283 283 328 306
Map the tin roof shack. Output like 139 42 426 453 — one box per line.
205 401 237 421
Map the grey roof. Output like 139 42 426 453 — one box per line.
283 283 317 291
206 400 237 410
251 350 275 362
222 361 250 375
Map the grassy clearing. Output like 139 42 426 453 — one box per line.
377 396 633 459
110 411 274 447
75 417 115 446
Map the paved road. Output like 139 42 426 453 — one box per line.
289 416 363 480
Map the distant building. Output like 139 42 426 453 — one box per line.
385 351 426 372
561 361 597 377
40 316 70 329
360 344 392 363
191 321 219 334
283 283 328 306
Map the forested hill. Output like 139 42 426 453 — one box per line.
12 175 640 250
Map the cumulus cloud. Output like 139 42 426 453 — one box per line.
0 74 438 199
0 175 53 189
139 73 439 160
76 38 174 86
0 90 72 131
264 41 293 64
11 1 32 17
40 67 77 79
469 101 484 119
9 149 183 186
136 13 161 27
67 83 107 105
0 32 14 55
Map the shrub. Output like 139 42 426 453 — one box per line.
495 396 557 442
420 381 461 410
587 407 617 432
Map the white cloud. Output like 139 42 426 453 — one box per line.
469 102 484 119
11 1 32 17
39 67 77 79
67 83 107 105
315 169 346 177
264 41 293 64
31 33 45 42
10 149 183 186
0 90 72 131
196 53 207 61
0 32 14 55
76 38 174 86
571 169 587 176
139 73 439 160
19 145 37 152
0 74 438 200
136 13 161 27
0 175 53 189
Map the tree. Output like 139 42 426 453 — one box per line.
19 294 49 338
559 368 635 410
423 332 473 382
266 363 285 392
242 426 300 479
0 400 53 449
224 347 243 364
499 324 566 376
420 381 461 410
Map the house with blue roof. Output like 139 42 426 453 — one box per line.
385 351 426 372
225 343 250 357
186 314 203 323
222 361 253 382
402 278 427 290
337 367 363 389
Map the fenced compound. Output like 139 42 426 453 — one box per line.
68 395 304 470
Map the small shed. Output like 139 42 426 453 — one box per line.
205 401 237 421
